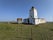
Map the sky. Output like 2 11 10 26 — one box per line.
0 0 53 22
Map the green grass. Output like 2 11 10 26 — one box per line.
0 22 53 40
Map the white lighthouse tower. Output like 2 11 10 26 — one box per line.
29 6 38 18
29 6 39 24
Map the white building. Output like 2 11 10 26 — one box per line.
23 6 46 25
17 18 22 24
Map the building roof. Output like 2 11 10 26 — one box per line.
17 18 22 20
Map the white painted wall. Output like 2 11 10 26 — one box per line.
34 9 38 18
35 19 39 25
38 19 46 24
17 20 22 23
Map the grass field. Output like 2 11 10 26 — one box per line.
0 22 53 40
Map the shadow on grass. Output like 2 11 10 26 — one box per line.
11 22 34 25
22 23 33 25
10 22 18 24
50 28 53 31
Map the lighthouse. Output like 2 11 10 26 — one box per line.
29 6 39 24
23 6 46 25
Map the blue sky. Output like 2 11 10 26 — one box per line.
0 0 53 21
